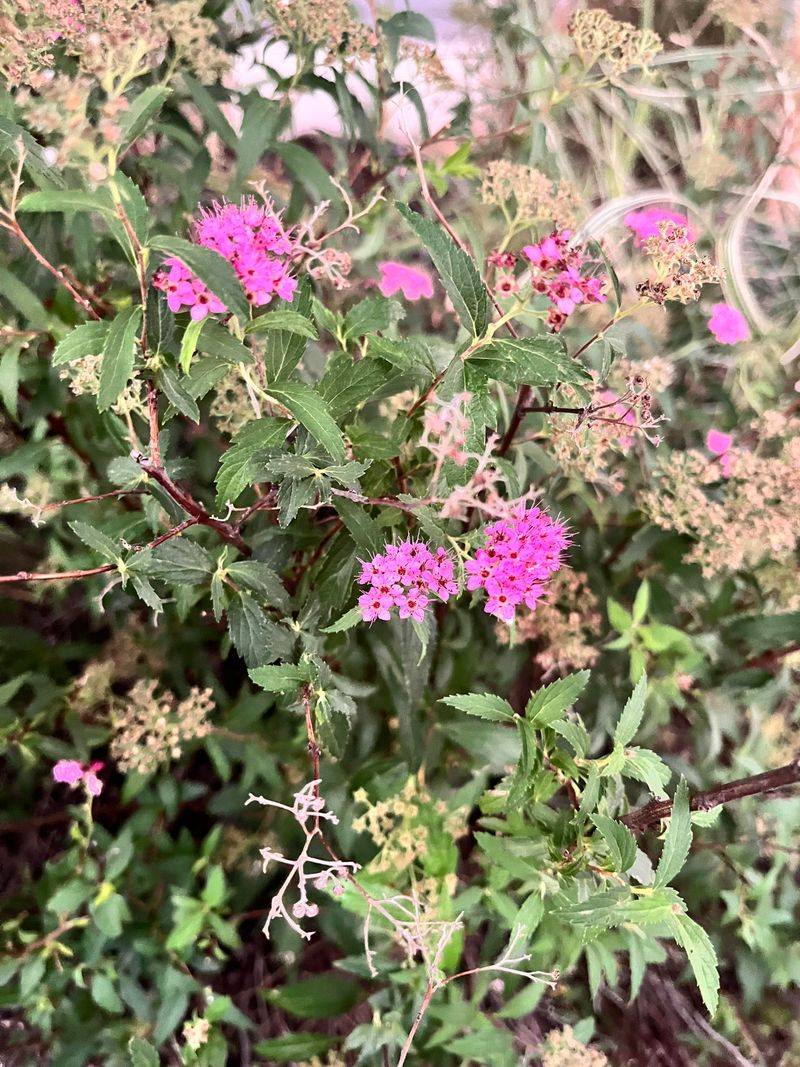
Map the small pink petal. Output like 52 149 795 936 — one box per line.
53 759 84 785
707 303 750 345
83 772 103 797
377 261 434 301
706 428 733 455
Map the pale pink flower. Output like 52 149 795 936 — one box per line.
522 230 606 331
52 759 104 796
377 262 434 301
707 303 750 345
625 207 695 246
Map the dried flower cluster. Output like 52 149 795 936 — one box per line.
246 782 359 940
421 391 472 484
465 505 569 622
481 161 581 230
263 0 379 67
541 1026 609 1067
568 9 662 75
637 221 725 305
641 411 800 576
357 539 458 622
1 0 226 89
155 198 296 319
60 353 145 417
210 370 260 436
110 679 214 775
353 778 464 883
499 569 601 672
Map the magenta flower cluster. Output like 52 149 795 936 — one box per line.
522 230 607 331
154 198 297 320
52 759 103 796
357 540 458 623
465 506 569 623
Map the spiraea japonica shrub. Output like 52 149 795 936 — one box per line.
1 0 799 1064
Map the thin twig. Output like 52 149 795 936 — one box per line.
622 759 800 833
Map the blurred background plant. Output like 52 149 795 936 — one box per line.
0 0 799 1064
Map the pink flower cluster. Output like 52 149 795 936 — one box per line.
52 759 103 796
465 505 568 622
357 540 458 622
625 207 696 246
154 198 296 320
522 230 607 331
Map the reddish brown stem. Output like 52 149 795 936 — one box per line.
0 519 197 585
622 759 800 833
134 453 251 556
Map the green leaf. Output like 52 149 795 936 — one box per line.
343 295 403 341
196 320 253 364
267 381 346 461
227 591 292 668
69 520 119 562
666 911 720 1014
158 367 200 422
202 866 226 908
396 203 489 337
248 663 306 692
118 85 171 153
182 74 239 148
260 277 314 380
226 561 290 612
608 596 634 633
655 777 692 887
525 670 590 727
138 539 214 584
471 336 590 386
622 746 671 798
179 317 205 373
128 1037 160 1067
0 264 49 328
91 973 124 1014
590 814 637 872
253 1036 337 1063
614 673 648 747
274 142 340 205
321 606 362 633
17 189 116 217
439 693 515 722
52 321 109 366
0 115 65 188
333 495 384 556
267 974 362 1019
149 235 249 322
215 417 288 508
98 306 141 411
246 309 318 340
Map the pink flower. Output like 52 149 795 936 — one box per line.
52 759 103 796
356 539 457 623
522 231 606 331
707 303 750 345
154 197 296 320
625 208 695 247
377 262 434 301
706 428 735 477
466 505 568 623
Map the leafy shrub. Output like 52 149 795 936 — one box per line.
1 1 799 1064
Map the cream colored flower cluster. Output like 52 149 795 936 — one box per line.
110 679 214 775
568 9 662 76
481 161 581 230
